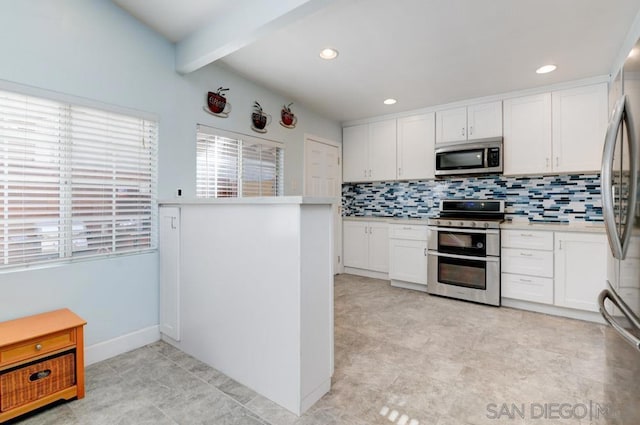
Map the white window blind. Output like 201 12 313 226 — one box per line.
0 89 157 268
196 125 284 198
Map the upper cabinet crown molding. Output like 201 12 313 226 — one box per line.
435 101 502 144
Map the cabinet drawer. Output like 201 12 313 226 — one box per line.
0 330 75 368
502 273 553 304
0 352 76 412
502 248 553 278
502 230 553 250
389 224 428 241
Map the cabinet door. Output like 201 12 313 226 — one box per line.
368 120 397 181
397 113 435 180
554 232 607 312
389 239 428 284
368 222 389 272
467 101 502 140
436 107 467 143
343 221 369 269
503 93 552 175
159 206 180 341
342 124 369 182
552 83 608 173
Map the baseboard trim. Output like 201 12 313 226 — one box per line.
501 299 605 324
84 325 160 365
300 378 331 415
390 280 428 293
343 268 389 280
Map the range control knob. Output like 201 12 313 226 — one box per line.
447 221 452 226
470 222 477 227
484 222 490 229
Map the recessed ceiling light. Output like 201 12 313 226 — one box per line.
536 64 557 74
319 48 338 60
383 98 397 105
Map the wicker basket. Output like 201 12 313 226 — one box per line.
0 352 76 412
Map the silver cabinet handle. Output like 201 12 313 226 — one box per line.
364 169 367 177
546 158 550 168
599 289 640 351
35 344 43 351
555 157 559 167
402 227 412 230
398 167 402 176
424 248 427 256
519 278 533 283
461 127 465 137
519 252 533 257
559 240 562 250
520 233 534 237
170 216 176 230
469 125 473 136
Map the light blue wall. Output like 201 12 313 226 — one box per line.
0 0 341 347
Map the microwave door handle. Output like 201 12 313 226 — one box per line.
599 289 640 351
621 97 638 259
601 95 626 259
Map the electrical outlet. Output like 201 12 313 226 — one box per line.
176 188 182 197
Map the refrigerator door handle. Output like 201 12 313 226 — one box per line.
621 95 638 259
598 289 640 351
601 95 626 259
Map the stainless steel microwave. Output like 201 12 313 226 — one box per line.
434 138 503 177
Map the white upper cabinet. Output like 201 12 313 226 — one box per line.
503 93 552 175
343 119 396 182
369 120 397 181
342 125 369 182
503 83 608 176
551 83 608 173
467 101 503 140
436 107 467 143
436 101 502 144
396 113 436 180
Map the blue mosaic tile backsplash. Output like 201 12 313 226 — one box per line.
342 174 602 223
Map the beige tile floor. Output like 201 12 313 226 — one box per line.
10 274 640 424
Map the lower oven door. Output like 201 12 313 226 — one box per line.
427 251 500 306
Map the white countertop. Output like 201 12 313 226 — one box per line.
342 216 429 224
500 219 605 233
159 196 337 206
342 215 606 233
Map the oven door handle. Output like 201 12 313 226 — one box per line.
427 251 499 262
427 226 499 235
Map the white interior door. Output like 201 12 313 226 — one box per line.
305 137 342 273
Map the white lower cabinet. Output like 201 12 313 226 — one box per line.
501 228 608 314
343 220 389 273
389 224 428 291
501 229 555 305
554 232 607 312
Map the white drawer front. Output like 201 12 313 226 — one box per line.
502 273 553 304
501 248 553 278
502 229 553 250
389 224 428 241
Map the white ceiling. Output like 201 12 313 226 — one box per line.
113 0 640 123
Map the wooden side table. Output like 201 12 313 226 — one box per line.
0 309 86 423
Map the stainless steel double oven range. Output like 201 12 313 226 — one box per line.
427 200 504 306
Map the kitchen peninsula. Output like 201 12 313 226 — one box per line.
157 197 335 415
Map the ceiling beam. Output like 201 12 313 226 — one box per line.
175 0 334 74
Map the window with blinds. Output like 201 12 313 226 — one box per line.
196 125 284 198
0 89 157 268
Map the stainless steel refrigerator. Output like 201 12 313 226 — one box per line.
599 37 640 351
